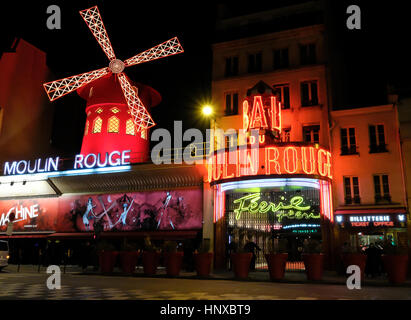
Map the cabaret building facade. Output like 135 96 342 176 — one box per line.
209 23 336 269
208 16 410 270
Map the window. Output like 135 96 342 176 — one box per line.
340 128 357 155
225 56 239 77
248 52 262 73
369 124 387 153
92 117 102 133
224 92 239 116
273 84 290 109
281 128 291 142
84 120 89 136
107 116 119 133
344 176 360 204
126 119 135 135
273 48 289 69
141 128 147 140
373 174 391 203
300 43 316 65
95 108 103 114
301 81 318 106
303 125 320 144
111 107 120 114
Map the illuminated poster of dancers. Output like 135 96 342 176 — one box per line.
0 189 203 232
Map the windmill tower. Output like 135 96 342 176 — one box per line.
43 6 183 163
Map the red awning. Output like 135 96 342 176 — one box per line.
0 234 50 239
335 208 407 215
0 231 200 240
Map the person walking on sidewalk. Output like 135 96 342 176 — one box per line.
244 234 261 271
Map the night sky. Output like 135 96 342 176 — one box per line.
2 1 411 154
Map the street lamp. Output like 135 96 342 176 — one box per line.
201 104 216 156
202 105 213 117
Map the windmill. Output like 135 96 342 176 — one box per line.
43 5 183 142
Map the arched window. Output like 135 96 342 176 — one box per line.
126 119 135 135
84 120 89 135
93 117 102 133
108 116 120 133
140 128 147 140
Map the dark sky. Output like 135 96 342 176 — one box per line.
2 1 411 154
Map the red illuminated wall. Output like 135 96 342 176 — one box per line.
77 74 162 163
0 189 202 233
0 39 54 163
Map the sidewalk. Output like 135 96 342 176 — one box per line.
4 264 411 287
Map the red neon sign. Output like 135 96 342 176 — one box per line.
243 95 281 133
207 145 332 183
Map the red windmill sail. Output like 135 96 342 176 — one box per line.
43 5 183 135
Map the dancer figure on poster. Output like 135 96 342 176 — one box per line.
82 198 96 230
157 192 175 230
112 196 135 228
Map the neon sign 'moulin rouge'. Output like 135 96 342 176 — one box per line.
233 193 320 222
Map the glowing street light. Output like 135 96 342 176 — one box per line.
202 105 213 117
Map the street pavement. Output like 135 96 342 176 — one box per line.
0 265 410 300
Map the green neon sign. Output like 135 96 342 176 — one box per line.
233 193 320 222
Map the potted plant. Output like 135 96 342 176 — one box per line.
97 241 118 273
230 242 253 280
163 241 184 276
302 239 324 281
381 243 409 284
119 241 139 274
142 236 160 275
265 238 288 281
194 239 213 277
340 243 367 279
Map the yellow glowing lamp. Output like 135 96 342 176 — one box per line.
202 105 213 117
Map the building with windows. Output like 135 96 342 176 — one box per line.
330 105 408 251
210 2 410 271
210 6 335 268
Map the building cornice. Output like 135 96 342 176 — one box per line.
331 104 394 117
212 24 325 50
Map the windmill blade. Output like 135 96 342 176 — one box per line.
43 67 110 101
79 6 117 61
117 72 155 133
124 37 183 67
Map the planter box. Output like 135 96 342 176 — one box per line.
163 252 184 276
142 251 160 275
194 252 213 277
119 251 139 274
231 253 253 279
265 253 288 281
382 254 409 284
302 253 324 281
99 251 118 273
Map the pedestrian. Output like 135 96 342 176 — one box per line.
80 241 91 271
244 234 261 271
365 243 378 278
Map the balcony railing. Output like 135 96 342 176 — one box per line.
340 145 358 155
369 144 388 153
